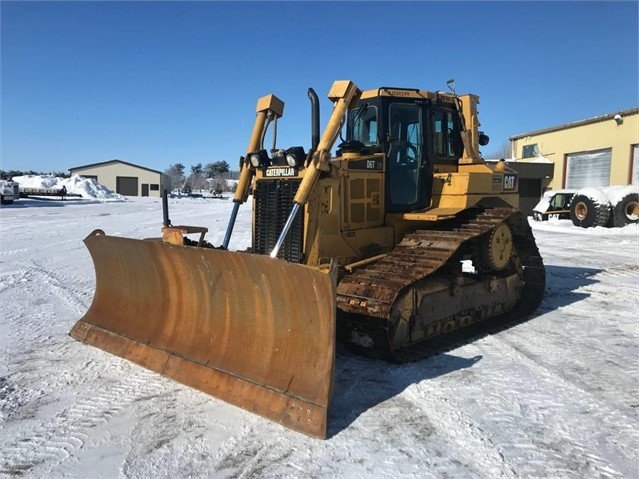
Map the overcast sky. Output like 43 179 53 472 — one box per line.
2 1 638 173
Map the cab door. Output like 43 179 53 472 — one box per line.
386 101 430 212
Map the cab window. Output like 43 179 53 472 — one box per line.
349 105 378 146
551 194 569 209
434 109 461 159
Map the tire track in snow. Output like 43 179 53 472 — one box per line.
468 335 636 478
208 426 339 479
202 353 520 479
403 378 519 479
0 369 169 477
0 256 171 476
498 325 638 414
489 333 638 425
0 260 91 318
207 429 274 479
596 264 639 277
0 263 91 351
119 391 267 479
0 238 83 259
23 260 92 317
0 247 31 257
544 263 639 356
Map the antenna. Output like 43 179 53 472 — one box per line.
446 78 456 95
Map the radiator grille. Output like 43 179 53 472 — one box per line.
253 179 304 263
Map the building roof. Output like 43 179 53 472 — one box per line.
485 158 554 179
509 107 639 140
69 159 164 176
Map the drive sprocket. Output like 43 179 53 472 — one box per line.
473 222 514 273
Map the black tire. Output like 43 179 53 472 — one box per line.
612 192 639 227
0 195 12 205
570 194 610 228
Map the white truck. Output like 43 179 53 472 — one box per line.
0 180 19 205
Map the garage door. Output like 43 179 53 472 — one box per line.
565 148 611 188
116 176 139 196
632 145 638 185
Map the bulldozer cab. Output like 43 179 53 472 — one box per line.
345 92 464 213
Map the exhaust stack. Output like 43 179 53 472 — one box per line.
308 87 320 151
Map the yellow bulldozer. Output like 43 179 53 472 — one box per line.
70 80 545 438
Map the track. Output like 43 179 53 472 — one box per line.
336 207 546 362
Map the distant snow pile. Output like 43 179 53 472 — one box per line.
13 175 127 201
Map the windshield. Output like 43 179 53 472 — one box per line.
348 104 378 146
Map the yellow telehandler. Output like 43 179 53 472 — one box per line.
70 80 545 438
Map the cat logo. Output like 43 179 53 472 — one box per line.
504 174 517 190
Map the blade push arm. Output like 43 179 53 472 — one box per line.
222 94 284 249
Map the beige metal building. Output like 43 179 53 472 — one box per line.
509 108 639 190
69 159 168 197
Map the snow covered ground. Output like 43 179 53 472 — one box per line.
1 195 638 479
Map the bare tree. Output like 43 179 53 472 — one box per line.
164 163 186 190
485 142 512 159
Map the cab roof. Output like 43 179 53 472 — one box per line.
360 87 458 101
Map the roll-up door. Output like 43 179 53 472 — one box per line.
632 145 638 185
565 148 611 188
116 176 139 196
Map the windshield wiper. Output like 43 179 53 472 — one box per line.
348 103 370 139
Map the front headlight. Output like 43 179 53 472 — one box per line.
284 146 305 168
248 149 270 168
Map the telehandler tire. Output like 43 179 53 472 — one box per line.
570 194 610 228
612 192 639 227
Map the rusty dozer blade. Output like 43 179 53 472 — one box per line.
70 230 336 438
